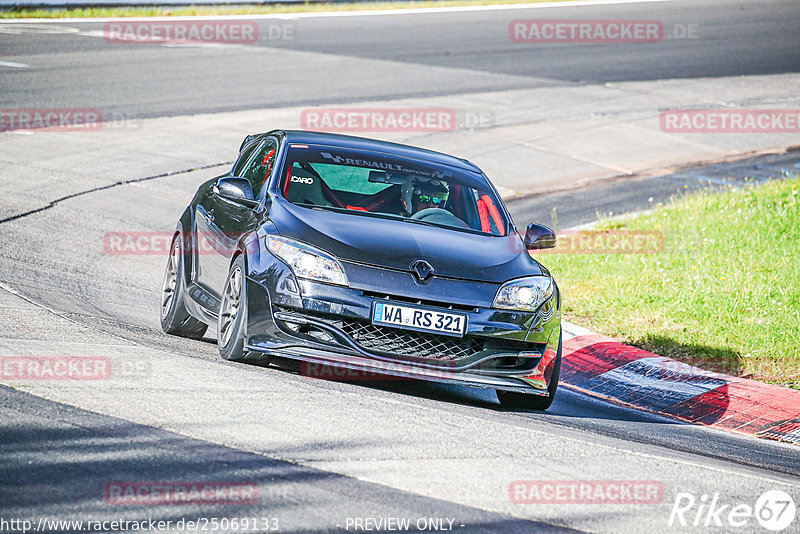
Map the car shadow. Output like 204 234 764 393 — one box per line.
267 356 500 409
265 357 685 423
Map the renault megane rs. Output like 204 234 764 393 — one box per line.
161 130 562 409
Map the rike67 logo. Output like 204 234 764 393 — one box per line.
669 490 796 531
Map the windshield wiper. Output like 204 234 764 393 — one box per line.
294 203 346 213
402 218 436 227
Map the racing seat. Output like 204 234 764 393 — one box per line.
285 166 333 207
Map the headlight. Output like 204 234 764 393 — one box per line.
266 235 349 287
493 276 554 311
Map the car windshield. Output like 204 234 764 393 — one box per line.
280 144 508 236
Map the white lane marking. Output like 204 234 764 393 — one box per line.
0 60 29 68
0 0 677 24
0 23 80 34
76 30 106 38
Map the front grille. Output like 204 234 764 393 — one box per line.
336 318 482 361
274 307 541 367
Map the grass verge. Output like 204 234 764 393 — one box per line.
535 176 800 389
0 0 577 19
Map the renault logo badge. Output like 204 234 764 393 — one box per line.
410 260 435 283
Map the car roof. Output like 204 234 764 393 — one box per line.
276 130 482 174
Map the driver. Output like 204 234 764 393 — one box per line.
401 176 450 216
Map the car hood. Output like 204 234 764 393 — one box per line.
268 202 543 283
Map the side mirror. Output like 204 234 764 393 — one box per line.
524 223 556 250
214 177 259 209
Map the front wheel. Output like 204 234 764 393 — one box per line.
160 234 208 339
218 255 249 362
496 334 562 411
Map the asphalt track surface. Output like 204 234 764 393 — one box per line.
0 0 798 118
2 1 800 532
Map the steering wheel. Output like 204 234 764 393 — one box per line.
411 208 470 229
411 207 447 220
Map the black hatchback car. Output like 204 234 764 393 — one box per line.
161 130 562 409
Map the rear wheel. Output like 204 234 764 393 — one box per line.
497 334 562 411
160 234 208 339
218 255 249 362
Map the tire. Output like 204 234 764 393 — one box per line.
160 234 208 339
218 255 249 362
497 333 562 411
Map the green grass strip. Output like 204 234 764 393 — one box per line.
538 176 800 389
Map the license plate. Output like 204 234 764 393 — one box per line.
371 302 467 337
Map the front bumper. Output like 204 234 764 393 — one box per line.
244 259 561 395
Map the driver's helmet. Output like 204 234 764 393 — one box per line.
401 176 450 215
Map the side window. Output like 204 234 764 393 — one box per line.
232 140 260 177
473 190 506 236
239 139 278 198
